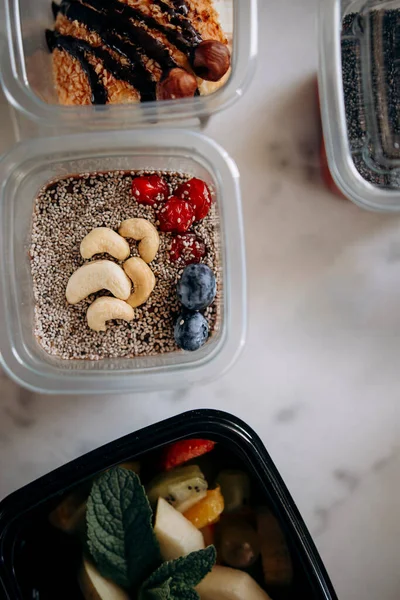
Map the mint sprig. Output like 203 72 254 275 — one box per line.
144 579 172 600
86 467 216 598
86 467 161 589
139 546 216 600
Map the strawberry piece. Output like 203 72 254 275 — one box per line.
161 439 216 471
170 234 206 265
131 175 169 206
175 178 212 221
158 196 195 233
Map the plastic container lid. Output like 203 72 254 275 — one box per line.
0 410 338 600
319 0 400 211
0 128 246 394
0 0 258 129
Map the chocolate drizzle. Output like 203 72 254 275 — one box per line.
51 1 60 19
171 0 189 16
86 0 202 53
48 0 203 104
46 30 107 103
59 1 176 70
152 0 202 47
47 30 157 102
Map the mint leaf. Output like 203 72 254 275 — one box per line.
145 579 172 600
142 583 200 600
86 467 161 589
146 546 216 589
140 546 216 600
171 585 200 600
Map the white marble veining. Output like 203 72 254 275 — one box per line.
1 1 400 598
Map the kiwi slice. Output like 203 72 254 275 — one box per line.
147 465 208 513
216 470 250 513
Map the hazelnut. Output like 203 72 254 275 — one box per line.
192 40 231 82
157 68 198 100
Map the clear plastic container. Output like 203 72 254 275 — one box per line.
0 0 258 129
0 128 246 394
319 0 400 211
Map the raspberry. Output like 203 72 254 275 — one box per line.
170 234 206 265
131 175 169 206
175 178 212 221
158 196 195 233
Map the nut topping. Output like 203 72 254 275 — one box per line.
157 68 198 100
192 40 231 82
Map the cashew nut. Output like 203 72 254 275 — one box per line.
80 227 130 261
66 260 132 304
123 257 156 308
86 297 135 332
119 218 160 263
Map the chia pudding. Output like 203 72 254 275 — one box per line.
30 170 222 360
341 9 400 188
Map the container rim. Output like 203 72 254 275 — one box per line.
0 0 258 129
318 0 400 212
0 129 246 394
0 409 338 600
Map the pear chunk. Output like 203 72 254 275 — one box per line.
154 497 205 561
79 558 129 600
197 565 272 600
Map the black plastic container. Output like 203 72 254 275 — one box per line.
0 410 337 600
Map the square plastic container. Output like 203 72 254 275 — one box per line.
0 410 338 600
319 0 400 211
0 128 246 394
0 0 258 130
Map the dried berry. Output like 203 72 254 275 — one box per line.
170 233 206 266
175 178 212 221
158 196 195 233
131 175 169 206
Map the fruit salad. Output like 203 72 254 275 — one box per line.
46 439 294 600
30 170 221 359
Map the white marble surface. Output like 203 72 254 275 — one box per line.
1 1 400 598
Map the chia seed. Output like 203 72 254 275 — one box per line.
30 170 222 360
342 9 400 187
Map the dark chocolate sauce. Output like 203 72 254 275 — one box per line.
47 30 157 102
152 0 202 47
46 30 107 103
101 33 157 102
59 1 176 70
171 0 189 17
53 2 158 101
86 0 201 53
51 1 60 18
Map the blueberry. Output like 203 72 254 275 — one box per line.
177 264 216 311
174 311 209 351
